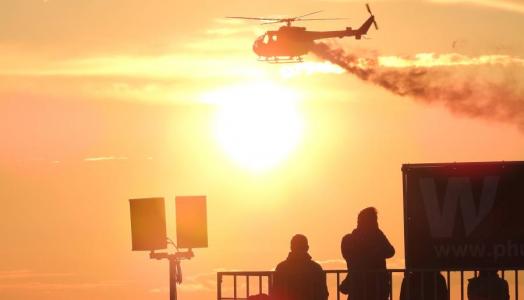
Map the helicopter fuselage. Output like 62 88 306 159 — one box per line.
253 26 312 58
252 15 375 61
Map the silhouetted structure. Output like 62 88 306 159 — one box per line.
467 271 509 300
271 234 329 300
400 272 448 300
341 207 395 300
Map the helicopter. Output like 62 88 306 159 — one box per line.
228 4 378 63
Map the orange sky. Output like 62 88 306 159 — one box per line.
1 1 524 299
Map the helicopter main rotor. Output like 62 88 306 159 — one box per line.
227 10 349 27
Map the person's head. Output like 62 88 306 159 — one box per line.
290 234 309 253
357 207 378 230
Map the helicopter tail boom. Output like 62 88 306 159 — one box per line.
307 14 377 41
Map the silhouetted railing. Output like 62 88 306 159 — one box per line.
217 269 522 300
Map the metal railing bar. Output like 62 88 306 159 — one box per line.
434 271 438 300
460 270 464 300
219 271 274 275
336 271 340 300
246 275 249 298
515 270 519 300
389 272 393 300
217 273 222 300
216 269 524 300
447 270 451 300
405 270 410 300
217 268 524 275
269 273 273 296
421 271 425 300
233 275 237 300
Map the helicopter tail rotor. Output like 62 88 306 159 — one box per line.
365 3 372 14
366 3 379 30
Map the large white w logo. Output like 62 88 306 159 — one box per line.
419 177 499 238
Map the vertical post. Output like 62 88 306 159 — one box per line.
246 275 250 298
446 271 450 300
336 272 340 300
169 258 178 300
460 271 464 300
389 271 393 300
421 271 425 300
234 275 237 299
268 273 273 296
515 270 519 300
217 273 222 300
406 270 410 300
434 272 438 300
402 170 410 269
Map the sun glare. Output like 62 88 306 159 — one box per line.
203 81 304 172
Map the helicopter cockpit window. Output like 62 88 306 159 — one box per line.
263 34 269 44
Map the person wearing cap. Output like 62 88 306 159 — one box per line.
271 234 328 300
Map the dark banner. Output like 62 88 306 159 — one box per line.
403 161 524 269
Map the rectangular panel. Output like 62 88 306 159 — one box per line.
129 197 167 251
176 196 208 249
403 161 524 268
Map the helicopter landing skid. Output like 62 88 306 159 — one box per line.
258 56 304 64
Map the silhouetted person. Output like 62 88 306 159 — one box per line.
341 207 395 300
467 271 509 300
271 234 329 300
400 272 448 300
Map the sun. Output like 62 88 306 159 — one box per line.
204 81 304 172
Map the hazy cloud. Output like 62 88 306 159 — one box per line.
0 270 125 291
0 270 72 280
84 156 128 162
317 259 346 266
429 0 524 14
0 281 123 291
